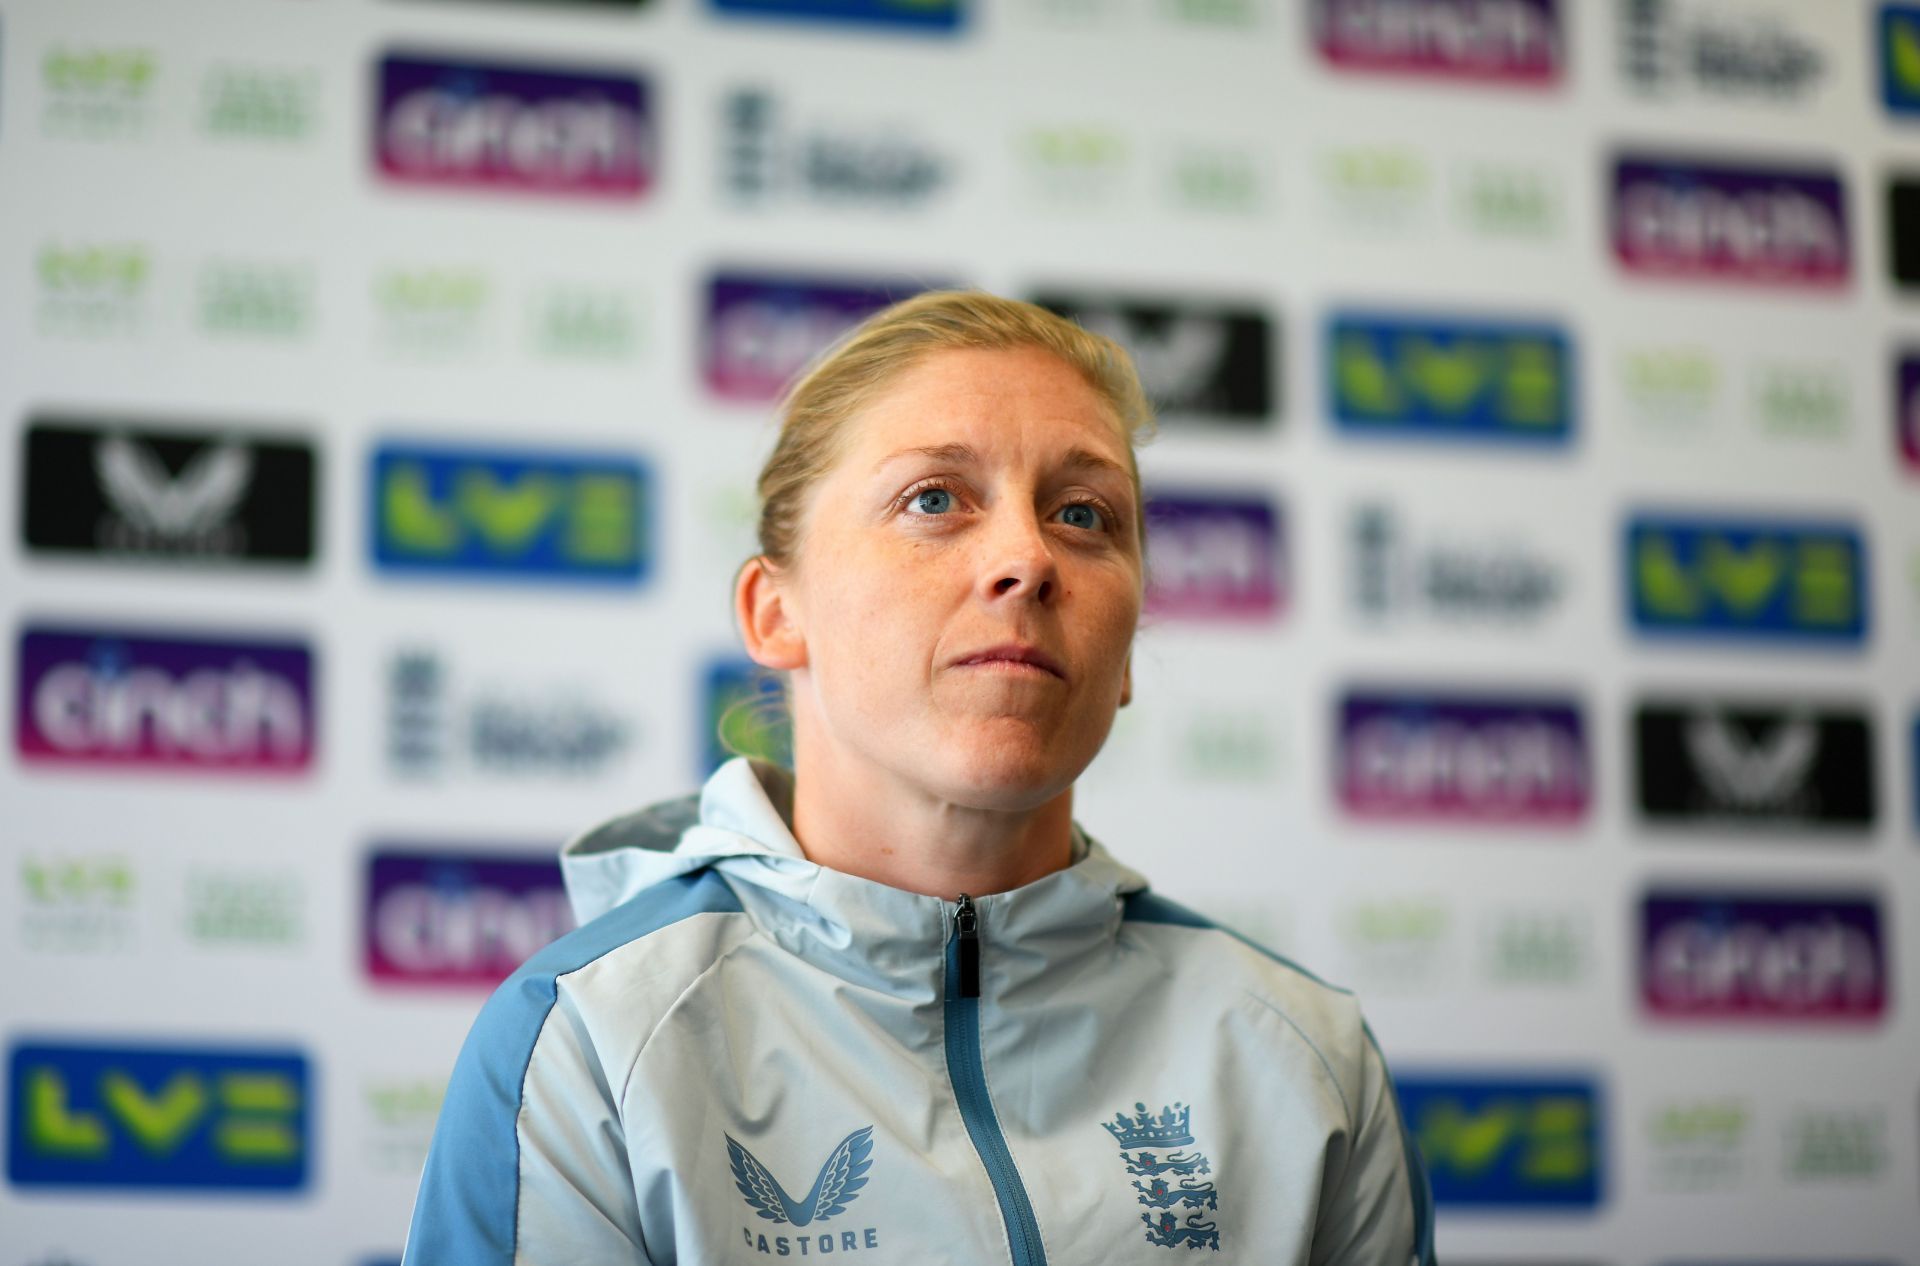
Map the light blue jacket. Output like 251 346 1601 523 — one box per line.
403 757 1436 1264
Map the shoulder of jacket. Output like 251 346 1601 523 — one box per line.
1120 889 1373 1088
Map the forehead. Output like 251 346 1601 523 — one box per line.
840 344 1131 468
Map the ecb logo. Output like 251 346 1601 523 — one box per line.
1327 312 1574 445
1881 5 1920 113
1394 1073 1602 1208
1626 514 1867 645
8 1041 309 1190
370 441 650 583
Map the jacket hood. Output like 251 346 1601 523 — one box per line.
560 756 1144 983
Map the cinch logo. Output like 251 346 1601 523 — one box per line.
374 52 654 198
22 417 317 564
1143 491 1285 620
1640 889 1887 1022
7 1040 309 1190
364 849 573 987
1625 513 1868 645
1337 689 1589 822
1634 699 1876 831
1394 1073 1602 1207
1030 292 1274 424
1310 0 1564 85
369 441 649 583
1327 311 1574 444
1611 155 1850 287
15 626 315 774
704 271 938 402
1880 4 1920 113
709 0 964 34
1897 353 1920 472
703 658 793 777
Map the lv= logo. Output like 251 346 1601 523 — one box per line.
1103 1101 1222 1251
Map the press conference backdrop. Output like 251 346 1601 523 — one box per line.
2 0 1918 1261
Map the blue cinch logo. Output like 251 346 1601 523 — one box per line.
1881 5 1920 113
1327 311 1574 445
710 0 964 33
1103 1101 1222 1250
1394 1073 1602 1208
1625 513 1868 646
369 441 649 583
7 1040 310 1191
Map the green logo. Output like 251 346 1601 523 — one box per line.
1168 145 1262 214
1619 346 1718 432
1648 1099 1749 1191
1177 709 1281 781
41 46 157 140
529 285 643 362
199 261 313 340
1481 909 1585 986
1784 1109 1885 1182
1753 363 1849 439
1337 897 1451 990
37 243 150 338
364 1079 444 1172
1019 126 1130 207
1457 163 1558 238
374 267 490 358
200 64 318 141
1321 146 1430 231
186 870 303 949
1158 0 1260 27
21 855 137 954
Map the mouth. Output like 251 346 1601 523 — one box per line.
952 644 1066 680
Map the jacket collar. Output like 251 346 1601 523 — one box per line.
562 757 1150 999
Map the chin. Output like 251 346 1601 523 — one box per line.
932 729 1094 810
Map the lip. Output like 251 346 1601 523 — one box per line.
952 643 1066 680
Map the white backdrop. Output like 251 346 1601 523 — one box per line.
2 0 1917 1262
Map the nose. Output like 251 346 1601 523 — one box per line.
979 505 1058 604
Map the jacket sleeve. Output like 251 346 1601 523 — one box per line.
1310 1024 1437 1266
401 974 654 1265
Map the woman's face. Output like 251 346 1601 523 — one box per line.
773 344 1143 811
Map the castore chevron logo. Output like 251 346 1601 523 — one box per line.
727 1125 874 1226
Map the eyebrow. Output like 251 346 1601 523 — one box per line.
873 442 1131 482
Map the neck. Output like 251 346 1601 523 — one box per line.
786 738 1076 901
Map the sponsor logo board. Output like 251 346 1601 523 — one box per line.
1030 292 1274 422
369 441 649 583
7 1040 309 1190
1622 0 1826 102
1337 689 1590 822
1639 889 1887 1022
387 647 637 780
363 849 573 987
1880 4 1920 114
1897 353 1920 472
1892 175 1920 288
1143 490 1286 620
15 626 316 774
1395 1073 1602 1207
22 418 316 564
1625 514 1868 645
1348 501 1565 626
1328 312 1574 444
1635 700 1875 830
722 88 949 210
375 52 654 198
1611 155 1849 287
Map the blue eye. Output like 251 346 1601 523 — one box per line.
911 487 954 515
1058 502 1104 530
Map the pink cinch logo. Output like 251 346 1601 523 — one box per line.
1336 689 1589 822
15 626 315 774
364 849 573 987
1611 155 1850 287
374 52 654 198
1311 0 1564 85
1640 890 1886 1023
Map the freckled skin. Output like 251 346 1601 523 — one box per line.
735 345 1143 897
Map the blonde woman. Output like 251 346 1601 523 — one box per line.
403 291 1434 1264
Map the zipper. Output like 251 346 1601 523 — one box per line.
944 894 1047 1266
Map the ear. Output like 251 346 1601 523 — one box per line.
735 555 808 671
1118 651 1132 708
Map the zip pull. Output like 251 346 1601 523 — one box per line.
953 893 980 998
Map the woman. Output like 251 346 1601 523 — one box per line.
403 291 1435 1264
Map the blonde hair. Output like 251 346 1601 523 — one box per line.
754 288 1157 571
